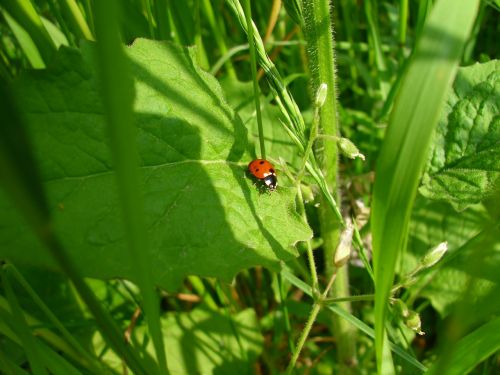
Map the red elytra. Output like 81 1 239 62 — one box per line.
248 159 278 190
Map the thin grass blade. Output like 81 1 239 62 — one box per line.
0 273 48 375
92 1 168 373
2 0 56 64
59 0 94 40
371 0 480 373
1 9 45 68
4 265 104 373
0 347 31 375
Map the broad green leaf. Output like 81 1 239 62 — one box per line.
0 39 312 291
163 308 263 374
426 317 500 375
406 197 489 274
93 308 263 374
1 57 148 374
420 61 500 211
407 198 500 318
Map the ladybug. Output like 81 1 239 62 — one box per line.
248 159 278 190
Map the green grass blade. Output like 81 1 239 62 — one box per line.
415 0 432 40
0 347 31 375
35 340 82 375
154 0 171 40
427 317 500 375
140 0 156 38
92 1 168 374
45 0 76 44
370 0 480 373
364 0 389 99
168 0 194 45
0 273 48 375
398 0 409 58
201 0 236 79
4 264 104 373
1 9 45 68
338 0 360 83
1 0 56 64
59 0 94 40
82 0 94 35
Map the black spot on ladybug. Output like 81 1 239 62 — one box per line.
269 168 275 173
256 168 259 172
259 161 265 164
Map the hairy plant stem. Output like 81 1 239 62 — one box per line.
286 272 337 374
302 0 357 371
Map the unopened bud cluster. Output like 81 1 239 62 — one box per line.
393 299 424 335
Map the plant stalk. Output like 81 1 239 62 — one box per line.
302 0 358 371
286 272 337 373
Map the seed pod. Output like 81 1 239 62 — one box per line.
334 219 354 268
406 311 425 336
338 137 365 160
421 241 448 269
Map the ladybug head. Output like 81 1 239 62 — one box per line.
263 175 278 190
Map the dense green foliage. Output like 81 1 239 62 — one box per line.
0 0 498 374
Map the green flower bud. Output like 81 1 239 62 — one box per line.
406 311 425 336
338 137 365 160
421 241 448 269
